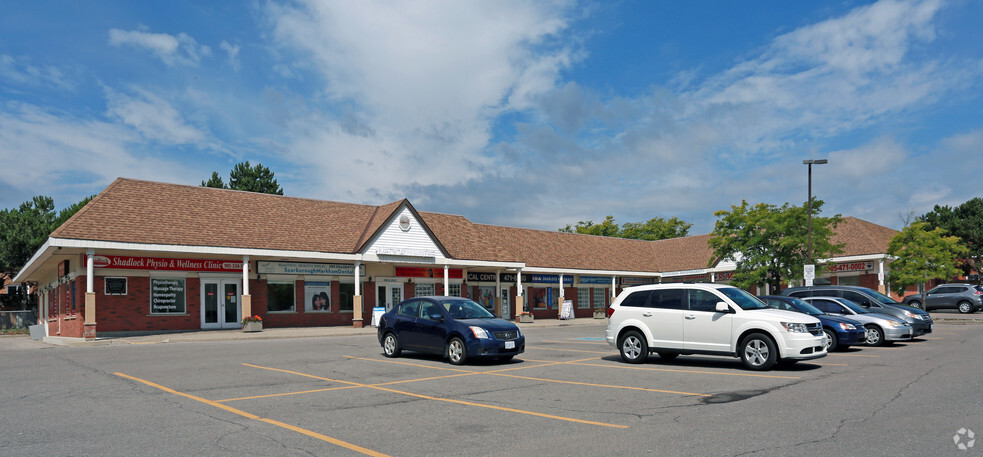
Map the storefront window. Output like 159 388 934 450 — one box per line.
339 283 355 312
415 283 435 297
448 284 462 297
592 288 607 308
150 277 186 314
577 287 590 309
268 281 295 312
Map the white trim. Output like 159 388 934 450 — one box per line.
518 266 661 277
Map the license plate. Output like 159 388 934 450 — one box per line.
505 341 515 350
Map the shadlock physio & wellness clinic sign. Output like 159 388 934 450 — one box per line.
87 255 245 272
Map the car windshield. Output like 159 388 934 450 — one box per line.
787 298 824 316
836 298 869 314
442 299 496 319
719 287 769 310
863 288 902 305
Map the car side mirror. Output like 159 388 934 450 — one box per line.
429 314 444 322
715 302 732 313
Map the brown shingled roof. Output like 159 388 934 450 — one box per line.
51 178 896 273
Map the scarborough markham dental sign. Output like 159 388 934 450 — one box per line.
86 255 246 272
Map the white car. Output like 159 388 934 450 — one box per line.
605 283 827 370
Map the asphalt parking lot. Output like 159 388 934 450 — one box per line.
2 317 982 456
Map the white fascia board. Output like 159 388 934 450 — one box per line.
661 268 711 277
519 266 661 277
361 253 524 269
816 254 889 264
44 238 364 261
11 239 54 283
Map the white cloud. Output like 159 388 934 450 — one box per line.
220 41 240 71
264 0 578 201
108 28 211 66
104 87 207 145
0 102 195 205
0 54 75 90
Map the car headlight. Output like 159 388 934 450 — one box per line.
470 326 490 339
781 322 809 333
902 311 915 319
839 322 856 330
884 320 904 328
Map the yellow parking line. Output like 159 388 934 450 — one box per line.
115 372 389 457
522 359 801 379
243 364 628 429
826 353 879 357
218 385 361 402
344 356 706 397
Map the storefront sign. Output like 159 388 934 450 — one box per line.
579 276 612 285
150 278 186 314
529 274 573 285
105 277 127 295
663 274 710 283
257 261 364 276
827 261 874 273
375 247 440 257
467 272 499 282
88 255 245 272
715 271 735 281
621 277 655 285
395 267 463 279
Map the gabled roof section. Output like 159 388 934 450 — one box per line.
356 200 449 257
831 216 898 257
51 178 382 253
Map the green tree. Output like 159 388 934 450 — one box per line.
887 222 967 296
200 171 226 189
559 215 691 240
918 197 983 279
707 199 843 291
620 216 692 241
201 161 283 195
0 195 94 276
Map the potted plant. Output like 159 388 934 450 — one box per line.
593 308 607 319
517 312 534 323
241 315 263 332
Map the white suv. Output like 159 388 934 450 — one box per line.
605 283 827 370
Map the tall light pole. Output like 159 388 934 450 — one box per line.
803 159 828 265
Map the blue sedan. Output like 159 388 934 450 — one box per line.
759 295 866 351
377 296 525 365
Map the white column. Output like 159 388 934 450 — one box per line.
516 269 522 297
354 261 361 296
86 249 94 293
443 265 449 296
559 274 565 299
878 259 885 287
242 256 250 295
611 276 617 299
495 270 501 297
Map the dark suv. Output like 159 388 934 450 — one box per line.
902 283 983 314
781 286 933 337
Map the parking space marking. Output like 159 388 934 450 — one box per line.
825 353 879 357
345 356 708 397
218 385 362 402
244 363 629 429
115 372 390 457
522 358 801 379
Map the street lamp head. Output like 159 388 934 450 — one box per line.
803 159 828 165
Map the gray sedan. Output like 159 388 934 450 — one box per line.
803 296 912 346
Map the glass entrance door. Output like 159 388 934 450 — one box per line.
377 283 404 311
501 288 510 318
201 279 241 329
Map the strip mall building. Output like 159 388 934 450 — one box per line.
13 178 900 339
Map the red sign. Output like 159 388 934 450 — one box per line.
85 255 246 272
395 267 463 279
827 261 873 273
715 271 735 281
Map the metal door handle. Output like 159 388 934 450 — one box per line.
642 313 652 317
685 314 696 319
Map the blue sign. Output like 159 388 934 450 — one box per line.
530 274 574 285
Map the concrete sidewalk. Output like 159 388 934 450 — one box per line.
41 316 606 347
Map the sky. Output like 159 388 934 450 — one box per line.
2 0 982 236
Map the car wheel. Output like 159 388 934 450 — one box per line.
739 333 777 371
823 329 838 352
618 330 649 364
958 301 973 314
657 351 678 361
446 337 467 365
382 332 401 358
864 325 884 346
907 300 922 310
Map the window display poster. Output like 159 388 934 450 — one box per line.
478 286 495 310
306 281 331 312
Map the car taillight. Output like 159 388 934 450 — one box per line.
974 290 982 295
607 307 615 318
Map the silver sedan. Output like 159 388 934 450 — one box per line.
802 296 912 346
